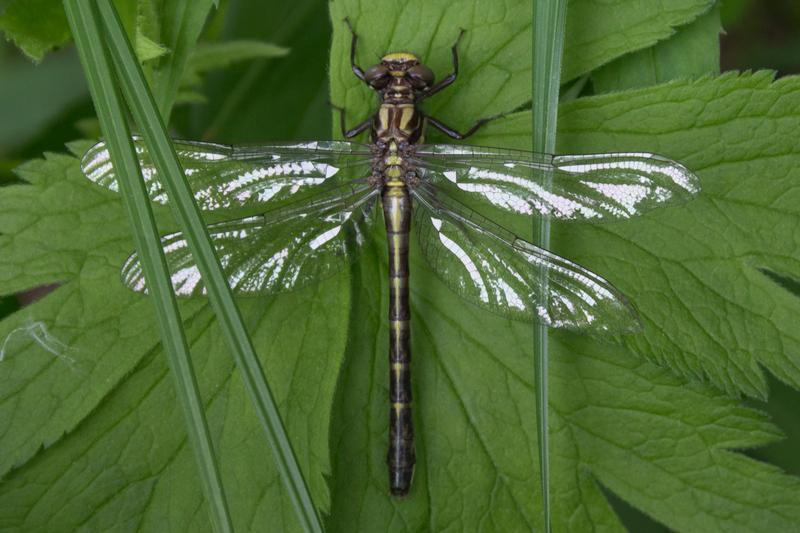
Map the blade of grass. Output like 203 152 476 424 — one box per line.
63 2 233 532
92 2 323 531
532 1 567 531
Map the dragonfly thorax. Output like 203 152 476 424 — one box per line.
374 103 424 145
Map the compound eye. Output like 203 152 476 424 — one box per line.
407 64 434 88
364 64 390 88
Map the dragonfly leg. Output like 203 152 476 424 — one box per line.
418 29 466 101
330 102 372 138
426 112 507 140
344 17 367 83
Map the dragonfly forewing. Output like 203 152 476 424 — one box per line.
412 145 699 220
412 182 641 333
81 136 372 211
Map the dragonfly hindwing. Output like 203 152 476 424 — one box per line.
411 183 640 333
121 183 380 296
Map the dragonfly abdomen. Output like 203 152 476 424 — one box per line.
381 184 415 496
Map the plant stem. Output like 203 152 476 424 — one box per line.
532 1 568 531
63 1 234 531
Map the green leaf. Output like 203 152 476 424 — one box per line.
328 0 717 136
0 0 141 62
0 0 71 62
592 4 722 92
0 146 345 530
135 32 169 62
563 0 717 81
178 40 289 96
0 147 188 477
553 72 800 399
189 41 289 74
461 72 800 402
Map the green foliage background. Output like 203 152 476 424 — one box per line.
1 0 800 531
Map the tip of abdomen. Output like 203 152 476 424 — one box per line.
390 467 414 498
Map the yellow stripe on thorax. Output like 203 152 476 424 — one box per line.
398 105 415 132
379 106 390 130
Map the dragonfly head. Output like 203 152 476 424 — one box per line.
364 52 435 93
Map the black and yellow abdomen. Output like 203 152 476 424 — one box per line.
381 182 415 496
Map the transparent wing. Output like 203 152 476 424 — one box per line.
411 183 640 333
81 136 372 210
412 145 699 220
122 182 381 296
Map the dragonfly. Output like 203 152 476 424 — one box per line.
80 20 700 497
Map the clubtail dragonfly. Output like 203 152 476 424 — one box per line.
80 21 700 497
